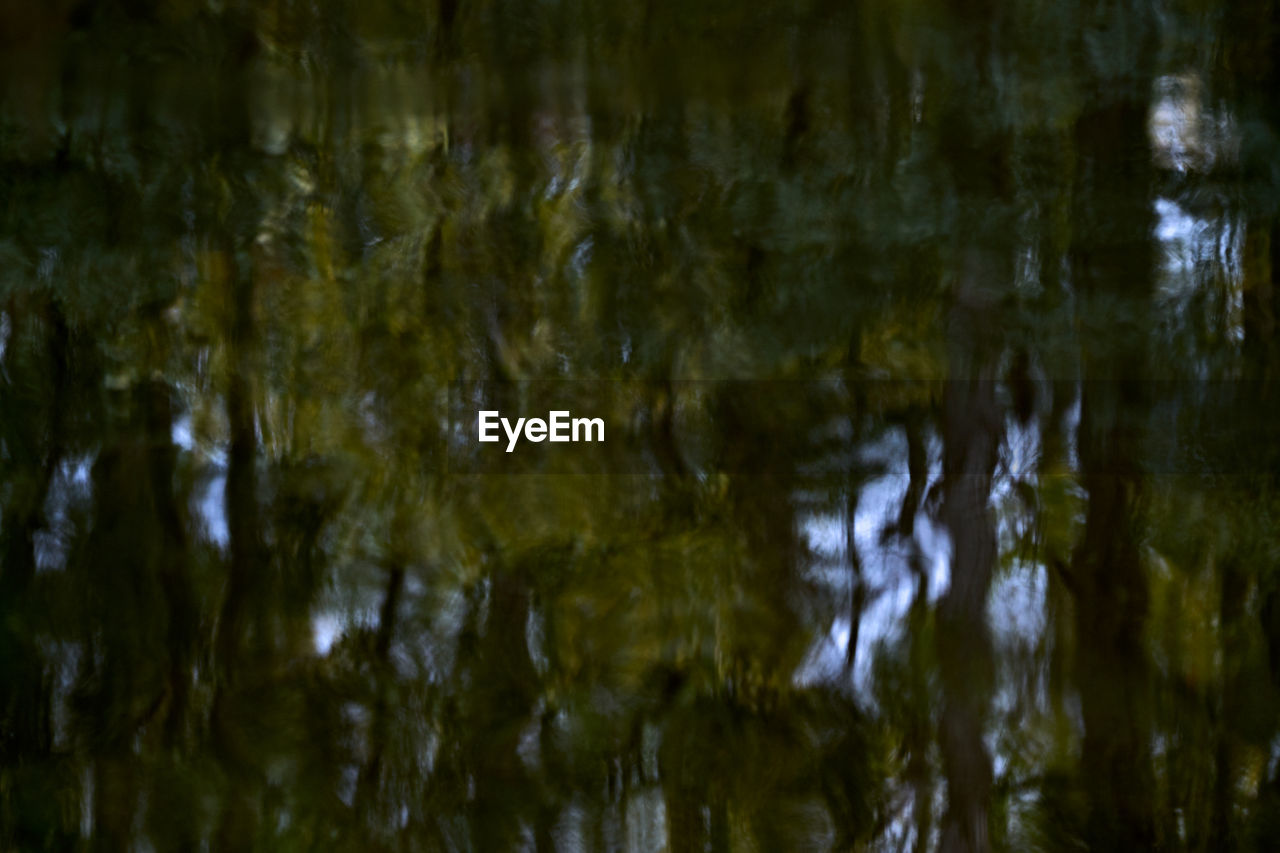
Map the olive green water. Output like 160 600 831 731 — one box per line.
3 1 1280 850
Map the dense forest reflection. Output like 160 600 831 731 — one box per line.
4 0 1280 849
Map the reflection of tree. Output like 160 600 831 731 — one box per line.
2 0 1280 849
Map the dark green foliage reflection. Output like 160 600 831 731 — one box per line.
3 0 1280 850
